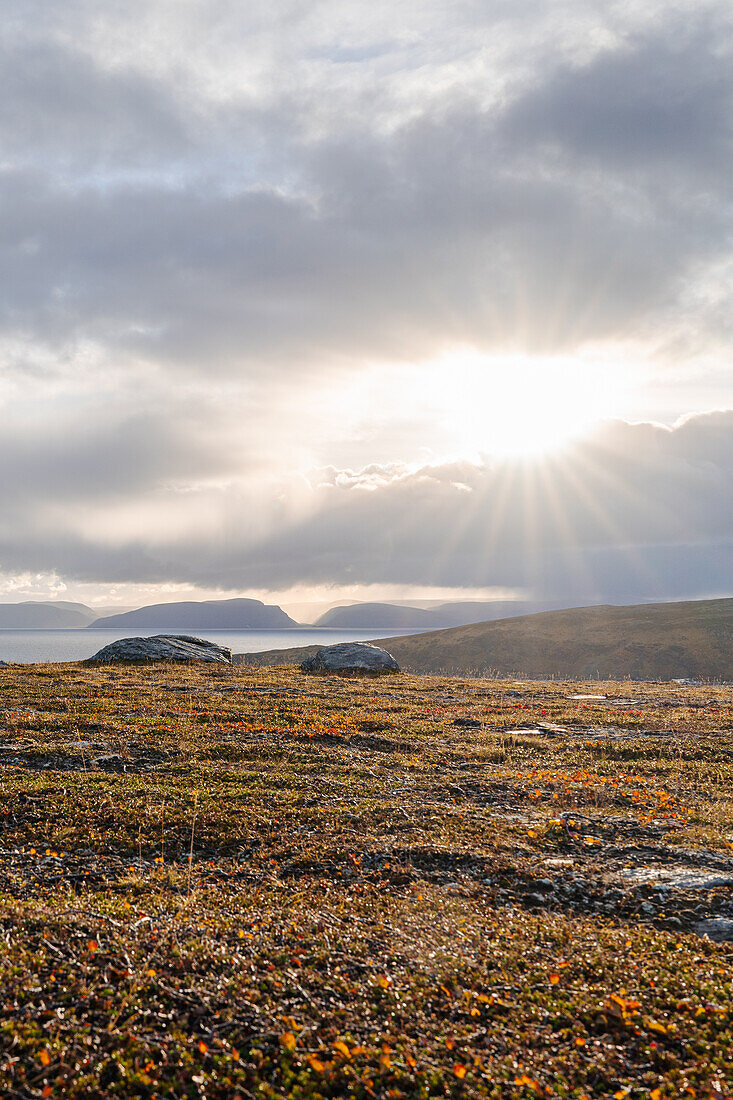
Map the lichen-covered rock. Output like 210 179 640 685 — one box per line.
88 635 232 664
301 642 399 674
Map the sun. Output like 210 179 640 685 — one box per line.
424 350 629 460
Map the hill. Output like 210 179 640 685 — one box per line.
0 661 731 1096
0 601 95 628
315 601 434 628
427 599 563 627
314 599 566 629
237 597 733 679
90 597 298 630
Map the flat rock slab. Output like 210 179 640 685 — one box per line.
89 635 232 664
506 723 569 736
616 867 733 890
301 642 399 674
695 918 733 941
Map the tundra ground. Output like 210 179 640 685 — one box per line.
0 663 732 1098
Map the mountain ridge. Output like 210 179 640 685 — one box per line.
315 602 433 628
89 597 298 630
313 599 563 629
0 601 96 628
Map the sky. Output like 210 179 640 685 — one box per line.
1 0 732 610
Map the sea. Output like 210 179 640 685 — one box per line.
0 627 422 665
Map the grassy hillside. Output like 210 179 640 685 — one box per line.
237 598 733 680
0 662 732 1096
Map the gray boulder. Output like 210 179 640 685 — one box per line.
301 642 399 674
88 635 232 664
695 918 733 942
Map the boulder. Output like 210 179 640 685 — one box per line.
301 642 399 675
88 635 232 664
695 918 733 942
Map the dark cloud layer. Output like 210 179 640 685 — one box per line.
0 40 190 168
502 15 733 178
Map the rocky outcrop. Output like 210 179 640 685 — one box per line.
301 642 399 674
88 635 232 664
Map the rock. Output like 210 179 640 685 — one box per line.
88 635 232 664
695 918 733 942
93 754 126 770
301 642 399 675
452 717 481 728
524 893 548 906
616 867 733 890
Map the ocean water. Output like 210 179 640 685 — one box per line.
0 627 421 665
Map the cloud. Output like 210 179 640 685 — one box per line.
0 39 191 171
0 0 732 602
0 413 730 604
0 411 221 509
500 11 733 179
225 413 733 600
2 0 733 375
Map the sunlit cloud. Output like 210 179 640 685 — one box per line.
0 412 730 606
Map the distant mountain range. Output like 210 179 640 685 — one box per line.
314 599 562 629
0 601 96 628
0 595 566 632
237 598 733 680
89 598 298 629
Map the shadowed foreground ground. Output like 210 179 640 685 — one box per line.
1 662 732 1097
